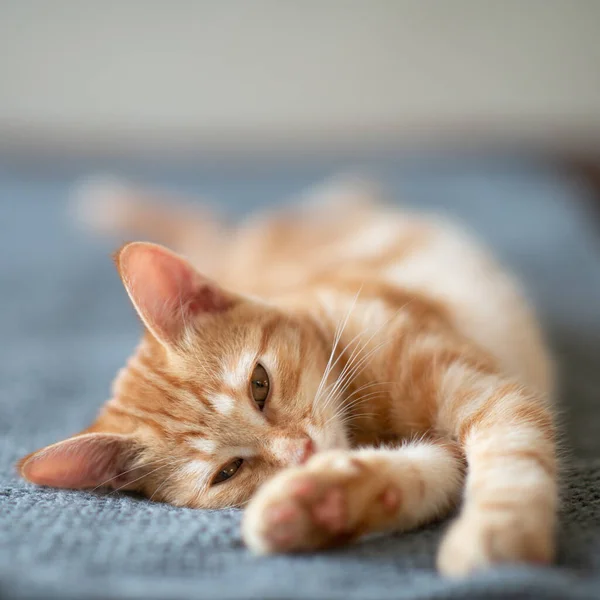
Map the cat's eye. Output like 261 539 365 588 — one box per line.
212 458 244 485
250 363 270 410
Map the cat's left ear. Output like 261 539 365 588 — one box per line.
18 433 142 490
114 242 236 346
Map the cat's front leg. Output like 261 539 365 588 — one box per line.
434 371 557 576
243 440 464 553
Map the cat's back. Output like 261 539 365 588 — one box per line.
342 209 553 398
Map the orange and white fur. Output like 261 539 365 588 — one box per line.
19 178 557 576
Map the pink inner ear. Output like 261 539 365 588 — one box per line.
20 434 135 490
118 242 232 344
187 285 231 313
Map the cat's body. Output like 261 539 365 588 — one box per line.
20 179 557 575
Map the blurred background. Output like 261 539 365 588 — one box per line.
1 0 600 162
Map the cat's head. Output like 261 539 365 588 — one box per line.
18 242 348 508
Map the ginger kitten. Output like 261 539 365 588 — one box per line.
19 179 557 576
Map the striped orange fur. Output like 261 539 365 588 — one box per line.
19 178 557 575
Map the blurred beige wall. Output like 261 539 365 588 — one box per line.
1 0 600 156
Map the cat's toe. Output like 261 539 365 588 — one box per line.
242 470 353 553
286 474 347 533
310 486 347 533
259 500 310 551
244 497 300 553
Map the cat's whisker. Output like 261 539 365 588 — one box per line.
342 398 375 421
345 390 390 407
318 302 413 414
323 390 386 429
110 457 188 495
328 398 384 429
339 412 379 431
343 412 378 425
339 389 391 413
91 455 175 492
322 382 395 431
315 286 362 398
331 312 407 402
320 337 392 414
316 325 364 406
149 468 182 502
312 287 362 415
316 318 379 411
335 343 391 398
341 382 397 409
345 380 397 398
315 299 353 398
109 465 172 495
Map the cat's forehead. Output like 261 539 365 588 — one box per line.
183 309 303 374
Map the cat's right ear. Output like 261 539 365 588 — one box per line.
114 242 236 346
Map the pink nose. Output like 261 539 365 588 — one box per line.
292 438 314 465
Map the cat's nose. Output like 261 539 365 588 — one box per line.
269 436 315 466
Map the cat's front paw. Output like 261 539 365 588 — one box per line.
437 509 555 576
242 451 400 553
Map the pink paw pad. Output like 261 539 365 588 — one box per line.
264 502 303 547
379 487 401 514
311 488 347 533
269 502 299 526
288 477 318 499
